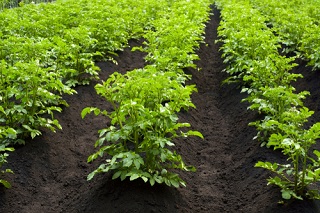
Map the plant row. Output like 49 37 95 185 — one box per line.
82 0 213 188
0 0 171 145
0 0 176 187
216 0 320 201
250 0 320 70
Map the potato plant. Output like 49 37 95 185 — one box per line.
82 68 203 187
81 0 212 187
81 0 212 188
0 59 74 145
216 1 298 86
135 0 212 72
0 127 15 188
256 107 320 200
250 0 320 70
247 86 309 145
216 0 300 143
0 145 14 188
216 0 320 201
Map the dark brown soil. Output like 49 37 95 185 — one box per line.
1 6 320 213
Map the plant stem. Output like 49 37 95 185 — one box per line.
134 130 138 152
133 109 139 152
294 152 299 194
110 100 126 149
301 145 307 194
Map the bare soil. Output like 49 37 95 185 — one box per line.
1 6 320 213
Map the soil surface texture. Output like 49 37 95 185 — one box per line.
1 6 320 213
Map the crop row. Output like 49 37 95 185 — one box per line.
0 0 181 187
0 0 144 146
0 0 213 188
0 0 186 145
82 0 213 187
250 0 320 70
216 0 320 201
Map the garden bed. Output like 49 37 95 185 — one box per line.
0 7 320 213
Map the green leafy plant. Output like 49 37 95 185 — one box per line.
82 67 203 187
0 145 14 188
256 107 320 200
247 86 309 145
0 127 15 188
80 0 211 188
217 0 320 202
0 59 74 145
250 0 320 70
0 0 159 145
133 0 212 73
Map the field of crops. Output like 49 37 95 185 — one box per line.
0 0 320 212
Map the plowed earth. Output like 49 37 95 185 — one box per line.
1 6 320 213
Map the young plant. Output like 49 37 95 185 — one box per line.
0 145 14 189
0 59 74 145
246 86 309 145
82 67 203 187
0 127 15 188
256 107 320 200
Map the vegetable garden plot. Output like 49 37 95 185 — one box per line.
1 0 320 212
1 0 212 189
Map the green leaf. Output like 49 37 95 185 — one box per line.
120 171 127 181
185 166 196 172
123 159 133 167
81 107 99 118
112 171 122 180
314 150 320 160
6 128 17 138
99 129 108 137
282 138 293 146
141 176 148 183
5 169 13 174
160 153 167 162
0 180 11 188
286 169 293 176
154 175 163 184
166 141 175 146
87 154 95 163
150 178 155 186
129 174 139 181
161 169 167 175
87 171 96 181
281 190 292 200
94 108 101 116
170 179 180 188
186 130 204 139
133 159 141 169
180 181 186 187
30 130 40 139
255 161 267 168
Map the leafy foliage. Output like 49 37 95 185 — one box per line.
256 108 320 200
216 0 320 201
0 0 173 145
82 0 212 187
82 68 203 187
250 0 320 70
0 128 15 188
0 0 184 188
